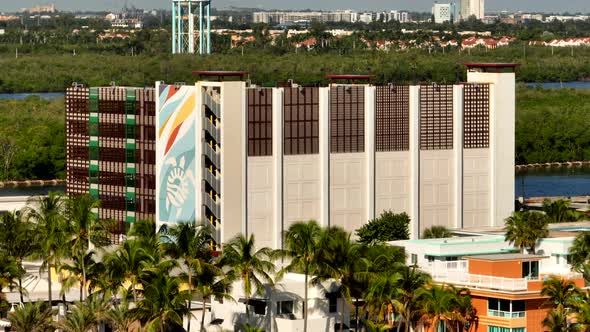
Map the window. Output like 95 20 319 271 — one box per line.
522 261 539 279
566 255 572 265
488 327 526 332
284 87 319 155
411 254 418 265
426 256 435 263
249 300 266 315
376 85 410 151
420 85 453 150
247 88 273 157
277 301 294 315
488 298 525 318
327 294 338 313
330 86 365 153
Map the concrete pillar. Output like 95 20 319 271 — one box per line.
409 85 421 239
364 86 376 223
319 87 331 227
272 88 284 249
453 84 464 229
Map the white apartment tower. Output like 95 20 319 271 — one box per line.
461 0 485 20
156 65 517 249
433 3 453 24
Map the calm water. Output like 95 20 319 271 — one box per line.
516 166 590 198
524 81 590 89
0 185 64 197
0 92 64 100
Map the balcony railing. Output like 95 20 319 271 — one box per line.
202 192 221 217
203 142 220 167
425 260 528 291
488 310 526 318
203 117 220 142
202 167 220 193
202 90 221 119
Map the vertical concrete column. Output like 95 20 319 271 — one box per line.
155 82 162 229
409 86 421 239
453 85 464 229
319 87 331 227
468 71 515 227
364 86 376 223
272 88 284 249
195 83 204 227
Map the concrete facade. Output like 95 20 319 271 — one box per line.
153 67 516 248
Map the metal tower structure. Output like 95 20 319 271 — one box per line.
172 0 211 55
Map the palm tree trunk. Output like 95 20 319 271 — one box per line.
80 282 83 301
47 263 53 305
82 260 87 301
245 294 250 326
187 270 192 332
201 297 207 332
303 268 308 332
339 298 344 332
18 275 24 303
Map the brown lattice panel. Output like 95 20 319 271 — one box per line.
463 84 490 149
247 88 273 157
284 87 320 155
330 86 365 153
65 87 90 195
420 85 454 150
376 85 410 152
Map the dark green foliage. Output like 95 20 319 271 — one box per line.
542 199 584 223
0 97 64 181
504 211 549 254
422 226 452 239
356 211 410 245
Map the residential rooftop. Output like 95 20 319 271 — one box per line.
463 253 548 261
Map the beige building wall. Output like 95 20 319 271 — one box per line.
283 155 322 230
330 153 366 233
463 148 491 228
467 72 515 227
247 157 275 249
375 151 412 216
218 81 247 245
420 150 455 231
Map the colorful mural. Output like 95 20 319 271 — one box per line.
156 85 198 224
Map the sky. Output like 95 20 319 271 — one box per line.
1 0 589 14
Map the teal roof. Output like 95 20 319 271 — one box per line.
425 248 518 257
404 235 506 246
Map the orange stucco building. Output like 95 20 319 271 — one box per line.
431 253 585 332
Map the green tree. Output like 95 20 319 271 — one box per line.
219 234 275 326
394 266 432 332
0 253 19 303
104 240 154 302
8 301 54 332
279 220 324 332
26 192 67 305
105 290 135 332
356 211 411 245
161 221 216 332
416 285 455 332
543 308 569 332
542 199 583 223
422 226 452 239
134 264 190 332
0 210 36 302
60 250 100 301
313 228 370 332
568 232 590 274
504 211 549 254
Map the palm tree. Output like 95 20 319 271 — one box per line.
219 234 276 325
543 308 569 332
64 194 111 300
504 211 549 254
543 199 582 223
279 220 324 332
364 272 401 327
446 286 475 332
196 273 234 332
60 250 99 301
541 276 581 310
416 285 455 332
0 253 19 302
104 239 154 302
422 226 452 239
394 266 432 332
0 210 38 302
57 303 95 332
8 301 54 332
129 219 161 258
161 221 216 332
26 192 67 305
105 289 136 332
134 264 190 332
572 289 590 332
569 232 590 273
312 227 370 332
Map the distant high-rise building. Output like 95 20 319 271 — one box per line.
460 0 484 20
433 3 453 24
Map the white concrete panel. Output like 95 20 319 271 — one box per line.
463 148 491 228
247 157 274 249
420 150 455 232
283 155 321 230
330 153 366 233
375 151 411 216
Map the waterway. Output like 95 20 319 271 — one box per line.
516 166 590 198
0 92 64 100
0 185 64 197
524 81 590 89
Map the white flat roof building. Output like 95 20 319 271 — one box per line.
433 3 453 24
